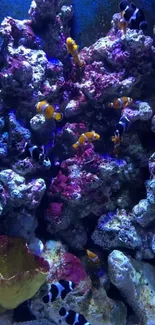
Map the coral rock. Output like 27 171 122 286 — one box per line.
12 321 55 325
123 101 153 123
92 209 141 251
133 179 155 227
0 169 46 239
42 240 88 286
30 114 46 131
8 112 31 157
108 250 155 325
33 278 127 325
12 156 51 176
0 169 46 210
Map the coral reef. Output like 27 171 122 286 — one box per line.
31 242 127 325
0 0 155 324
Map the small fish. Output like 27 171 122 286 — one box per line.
116 115 130 136
59 307 91 325
119 1 148 31
72 131 100 149
42 280 76 303
23 142 49 164
107 97 133 109
86 250 100 264
119 18 127 35
111 115 130 156
111 130 123 157
36 100 63 121
66 37 84 68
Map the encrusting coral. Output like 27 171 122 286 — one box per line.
0 236 49 310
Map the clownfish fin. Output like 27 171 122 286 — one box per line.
79 60 84 68
53 112 63 122
72 142 78 149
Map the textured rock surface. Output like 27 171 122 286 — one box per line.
13 321 55 325
0 169 46 239
92 209 141 250
31 281 127 325
108 250 155 325
133 179 155 227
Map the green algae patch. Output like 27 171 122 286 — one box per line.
0 236 49 310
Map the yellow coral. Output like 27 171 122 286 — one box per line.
0 236 49 310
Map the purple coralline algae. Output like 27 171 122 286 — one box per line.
1 0 155 324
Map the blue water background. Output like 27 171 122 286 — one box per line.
0 0 155 47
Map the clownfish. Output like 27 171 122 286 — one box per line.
119 18 128 35
86 250 100 264
42 280 76 303
22 142 50 164
107 97 133 109
115 115 130 136
111 130 123 157
119 1 148 33
59 307 91 325
66 37 84 68
111 115 130 156
36 100 63 121
72 131 100 149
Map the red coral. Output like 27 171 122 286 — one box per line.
49 171 79 199
55 253 87 285
45 202 63 223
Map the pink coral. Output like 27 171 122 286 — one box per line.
49 170 79 200
53 252 87 285
45 202 63 224
48 143 103 204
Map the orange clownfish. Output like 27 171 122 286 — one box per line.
111 131 123 156
36 100 63 121
86 250 100 264
66 37 84 68
119 17 127 35
107 97 133 109
72 131 100 149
